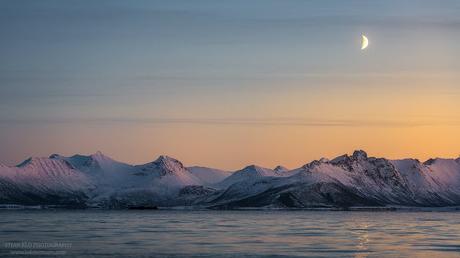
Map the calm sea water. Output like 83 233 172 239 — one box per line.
0 210 459 257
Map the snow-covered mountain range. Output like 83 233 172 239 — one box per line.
1 150 460 209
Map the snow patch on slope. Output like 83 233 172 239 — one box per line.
0 157 91 192
218 165 278 188
188 166 232 185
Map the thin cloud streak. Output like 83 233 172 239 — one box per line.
1 117 460 128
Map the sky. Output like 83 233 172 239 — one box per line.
1 0 459 170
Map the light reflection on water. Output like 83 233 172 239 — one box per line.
0 210 459 257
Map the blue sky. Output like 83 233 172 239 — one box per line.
1 0 459 168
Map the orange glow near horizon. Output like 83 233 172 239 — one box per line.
1 80 459 170
1 73 460 170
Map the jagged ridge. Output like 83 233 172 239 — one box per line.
1 150 460 209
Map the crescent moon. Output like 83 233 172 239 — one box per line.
361 35 369 50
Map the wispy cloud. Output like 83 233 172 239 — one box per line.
2 117 460 128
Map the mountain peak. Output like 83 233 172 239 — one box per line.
319 158 330 163
352 150 368 160
154 155 184 168
242 165 268 172
16 156 74 170
423 158 437 166
330 154 349 164
16 157 33 167
136 155 187 176
218 164 276 187
302 159 323 170
49 153 63 159
155 155 178 161
274 165 288 173
237 165 275 176
88 151 120 166
17 157 53 167
91 151 108 159
330 150 369 167
135 155 202 185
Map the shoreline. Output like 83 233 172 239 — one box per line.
1 204 459 212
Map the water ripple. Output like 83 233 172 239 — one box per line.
0 210 459 257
